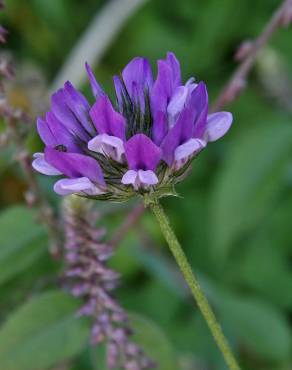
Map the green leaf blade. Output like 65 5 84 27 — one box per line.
0 290 89 370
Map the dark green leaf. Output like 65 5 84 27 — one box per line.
0 206 46 285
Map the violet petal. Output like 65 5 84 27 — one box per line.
122 57 153 108
90 96 126 141
174 138 206 161
150 60 173 114
124 134 162 171
63 81 95 135
203 112 233 142
167 85 189 128
32 153 62 175
150 52 182 116
88 134 125 162
51 89 90 141
85 62 104 99
161 107 194 165
54 177 104 196
113 75 124 111
191 82 209 138
45 112 81 152
36 117 55 147
152 111 168 145
45 147 105 185
166 51 182 87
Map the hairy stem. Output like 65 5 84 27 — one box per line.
149 199 240 370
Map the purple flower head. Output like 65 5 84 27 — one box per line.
32 53 233 201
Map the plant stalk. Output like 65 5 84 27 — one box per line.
148 199 240 370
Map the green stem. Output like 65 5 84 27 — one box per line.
149 199 240 370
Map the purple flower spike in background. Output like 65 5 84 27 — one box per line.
63 197 155 370
33 52 233 201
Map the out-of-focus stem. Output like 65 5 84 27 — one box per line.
211 0 292 112
50 0 149 92
0 2 62 257
109 202 145 248
149 199 241 370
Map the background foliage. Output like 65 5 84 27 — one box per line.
1 0 292 369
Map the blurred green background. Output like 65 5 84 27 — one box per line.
1 0 292 369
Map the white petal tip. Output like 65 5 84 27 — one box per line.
205 112 233 142
32 153 62 176
122 170 158 189
54 177 105 196
174 138 206 162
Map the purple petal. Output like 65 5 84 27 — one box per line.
37 117 56 147
45 147 105 186
113 75 123 111
161 107 194 165
46 112 81 152
122 57 153 103
167 86 189 128
51 89 90 141
152 111 168 145
89 96 126 141
150 60 173 114
54 177 105 196
40 112 82 152
85 62 104 99
203 112 233 142
191 82 209 138
174 138 206 161
124 134 162 171
32 153 62 175
88 134 125 162
165 52 182 87
63 81 95 135
167 79 198 129
160 82 207 165
150 52 182 117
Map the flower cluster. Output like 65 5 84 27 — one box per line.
33 52 233 201
63 196 155 369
